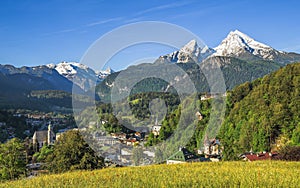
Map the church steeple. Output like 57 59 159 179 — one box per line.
47 122 53 145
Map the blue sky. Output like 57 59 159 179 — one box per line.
1 0 300 70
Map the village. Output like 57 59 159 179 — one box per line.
29 112 279 171
0 100 283 179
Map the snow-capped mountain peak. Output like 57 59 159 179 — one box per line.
159 39 215 63
180 39 200 56
96 67 115 80
212 30 278 59
47 61 91 77
98 67 114 75
47 61 113 91
230 30 271 49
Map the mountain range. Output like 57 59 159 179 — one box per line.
47 62 114 91
98 30 300 101
159 29 300 64
1 30 300 111
0 62 112 110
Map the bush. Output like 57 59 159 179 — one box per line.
278 145 300 161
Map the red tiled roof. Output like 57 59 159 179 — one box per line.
245 152 278 161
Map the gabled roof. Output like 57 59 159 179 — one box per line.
244 152 278 161
203 136 220 146
33 130 48 142
167 148 196 162
33 130 54 142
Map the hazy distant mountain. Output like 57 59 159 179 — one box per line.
0 62 114 111
0 64 80 92
47 61 114 91
0 64 81 111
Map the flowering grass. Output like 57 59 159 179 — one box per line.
1 161 299 188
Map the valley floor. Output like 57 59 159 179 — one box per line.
1 161 299 188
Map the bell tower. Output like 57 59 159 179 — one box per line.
48 122 53 145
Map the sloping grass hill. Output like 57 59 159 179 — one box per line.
1 161 299 188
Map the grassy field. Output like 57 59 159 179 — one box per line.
1 161 299 188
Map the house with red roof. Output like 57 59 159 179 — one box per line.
241 152 278 162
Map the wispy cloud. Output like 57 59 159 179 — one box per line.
86 17 123 27
43 28 76 36
168 11 202 20
42 2 194 37
55 29 76 34
43 2 195 37
42 17 124 37
135 1 194 16
123 17 145 24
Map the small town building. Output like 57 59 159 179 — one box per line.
151 117 162 136
152 125 161 136
199 135 222 157
32 122 55 148
240 152 278 162
135 127 150 135
195 111 203 121
167 147 198 164
97 136 119 146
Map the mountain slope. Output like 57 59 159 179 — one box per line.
0 64 84 111
96 57 281 102
201 56 281 89
219 62 300 160
0 64 81 93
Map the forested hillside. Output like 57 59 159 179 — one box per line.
220 63 300 160
94 63 300 161
96 59 281 103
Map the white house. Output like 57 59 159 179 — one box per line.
199 135 222 157
152 125 161 136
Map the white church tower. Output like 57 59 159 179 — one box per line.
47 122 54 145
